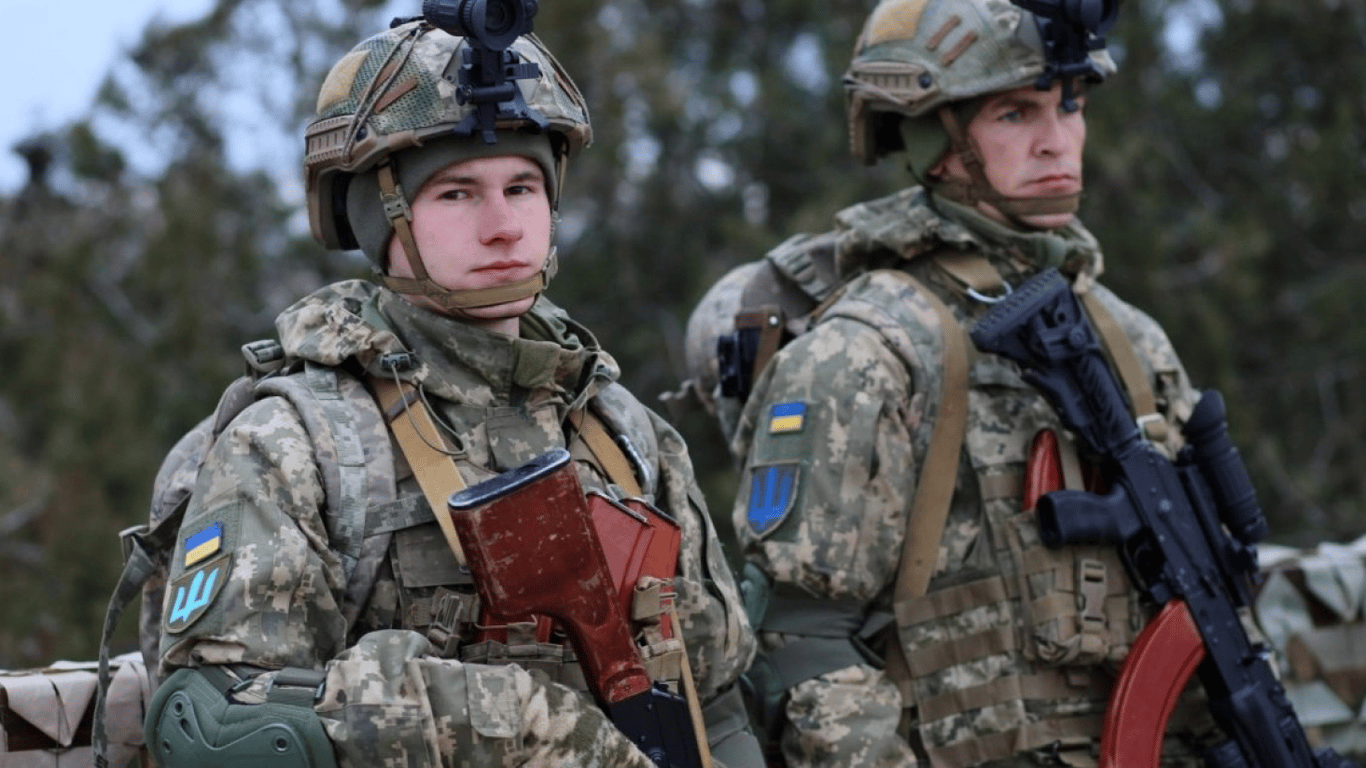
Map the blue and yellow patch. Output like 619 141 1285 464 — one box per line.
164 553 230 634
184 522 223 567
747 463 799 537
768 401 806 434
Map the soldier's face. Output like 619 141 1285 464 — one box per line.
387 155 553 333
941 82 1087 230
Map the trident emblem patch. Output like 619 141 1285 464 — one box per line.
746 463 799 537
164 553 230 634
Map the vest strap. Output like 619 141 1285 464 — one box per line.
1079 291 1169 442
734 306 786 393
566 407 643 497
885 271 971 603
370 376 468 565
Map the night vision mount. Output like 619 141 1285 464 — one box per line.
1010 0 1119 110
402 0 548 143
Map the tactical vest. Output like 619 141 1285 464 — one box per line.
96 337 685 764
365 364 685 695
722 223 1200 766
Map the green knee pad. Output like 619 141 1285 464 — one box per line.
145 667 338 768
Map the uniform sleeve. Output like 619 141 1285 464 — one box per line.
730 319 926 767
154 396 653 768
731 317 923 603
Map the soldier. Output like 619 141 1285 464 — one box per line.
139 15 761 768
694 0 1223 765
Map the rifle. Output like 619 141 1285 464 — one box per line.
970 268 1357 768
447 448 709 768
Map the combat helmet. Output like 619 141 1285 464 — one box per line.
845 0 1116 219
304 9 591 311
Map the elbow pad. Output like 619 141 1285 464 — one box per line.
145 666 338 768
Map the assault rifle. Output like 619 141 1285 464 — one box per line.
447 448 709 768
970 269 1357 768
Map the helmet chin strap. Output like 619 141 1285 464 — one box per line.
930 106 1079 228
373 160 555 314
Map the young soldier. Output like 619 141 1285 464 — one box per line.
690 0 1220 764
139 17 760 768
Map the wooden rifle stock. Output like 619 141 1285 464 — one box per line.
447 448 707 768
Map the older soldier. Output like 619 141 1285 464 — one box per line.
696 0 1222 765
140 15 759 768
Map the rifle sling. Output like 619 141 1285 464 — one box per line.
374 377 647 564
566 407 643 498
1078 291 1168 442
935 251 1164 441
371 376 469 565
888 269 971 604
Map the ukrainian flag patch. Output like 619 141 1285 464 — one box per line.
768 401 807 434
184 522 223 567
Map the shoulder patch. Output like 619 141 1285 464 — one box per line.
747 463 800 537
164 553 231 634
768 401 807 434
184 522 223 567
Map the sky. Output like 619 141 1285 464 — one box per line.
0 0 216 194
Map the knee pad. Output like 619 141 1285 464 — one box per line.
144 666 338 768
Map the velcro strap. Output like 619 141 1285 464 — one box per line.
933 252 1009 297
979 470 1022 502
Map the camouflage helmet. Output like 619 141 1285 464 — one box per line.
304 20 591 253
845 0 1116 167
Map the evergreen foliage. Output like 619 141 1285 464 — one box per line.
0 0 1360 666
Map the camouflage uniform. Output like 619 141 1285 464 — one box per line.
156 280 756 766
731 189 1214 767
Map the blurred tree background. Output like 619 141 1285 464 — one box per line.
0 0 1361 667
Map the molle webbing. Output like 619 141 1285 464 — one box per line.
894 573 1115 766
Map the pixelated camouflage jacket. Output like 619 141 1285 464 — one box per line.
731 188 1209 766
157 279 754 767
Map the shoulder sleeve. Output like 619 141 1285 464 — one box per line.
158 394 346 674
731 311 923 603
